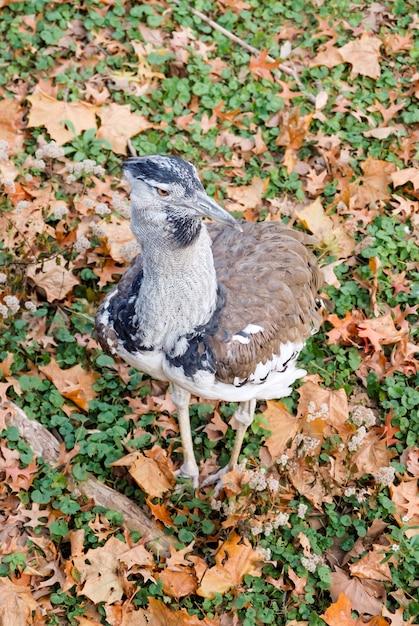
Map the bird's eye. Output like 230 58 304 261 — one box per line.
157 188 169 197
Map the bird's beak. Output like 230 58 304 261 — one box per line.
195 191 242 231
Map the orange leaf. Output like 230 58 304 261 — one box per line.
96 104 152 154
158 567 197 598
339 34 382 79
322 592 356 626
27 255 79 302
39 359 98 411
263 400 299 459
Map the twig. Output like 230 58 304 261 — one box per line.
173 2 316 104
5 402 175 556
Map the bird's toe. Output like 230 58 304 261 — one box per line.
200 466 230 495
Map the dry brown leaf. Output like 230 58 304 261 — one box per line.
39 358 98 411
73 537 127 604
0 578 38 626
295 197 355 259
158 567 197 598
203 411 228 441
276 109 313 173
146 498 174 527
288 567 307 595
0 98 24 155
27 255 79 302
322 592 357 626
297 380 350 438
97 104 152 154
166 542 195 571
350 158 396 208
339 34 382 79
114 447 175 498
118 544 154 570
363 127 399 139
27 89 97 144
97 216 138 263
263 400 299 459
351 428 394 477
390 479 419 536
249 50 280 81
329 569 385 616
358 313 406 352
349 545 391 582
311 42 344 68
226 177 268 211
391 168 419 192
197 532 262 599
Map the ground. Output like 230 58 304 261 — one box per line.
0 0 418 624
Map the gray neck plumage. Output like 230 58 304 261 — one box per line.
132 212 218 357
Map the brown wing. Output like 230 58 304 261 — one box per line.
208 222 323 383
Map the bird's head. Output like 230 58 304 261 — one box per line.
123 155 239 246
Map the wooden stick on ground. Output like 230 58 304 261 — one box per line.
5 402 175 556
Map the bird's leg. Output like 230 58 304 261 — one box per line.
170 384 199 488
201 399 256 489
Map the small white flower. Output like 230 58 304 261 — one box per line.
90 222 106 238
277 454 289 468
263 522 273 536
402 514 410 522
74 234 91 254
4 295 20 314
301 553 322 573
210 498 222 511
24 301 37 312
0 139 9 160
112 192 130 217
267 477 280 492
258 547 272 561
351 406 376 428
249 522 263 536
35 140 65 160
344 486 356 497
348 426 367 452
32 158 46 170
95 202 111 216
0 272 7 284
0 304 8 318
297 503 308 518
391 544 400 552
51 203 69 220
374 466 395 487
273 512 289 528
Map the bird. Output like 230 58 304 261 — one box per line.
95 155 323 489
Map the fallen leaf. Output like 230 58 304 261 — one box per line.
329 569 385 616
297 380 350 438
146 498 174 527
39 359 98 411
390 479 419 536
203 411 228 441
288 567 307 595
296 197 354 258
363 127 399 139
339 34 382 79
263 400 300 459
349 545 392 582
27 255 79 302
0 98 24 155
311 42 344 68
27 88 97 144
113 446 175 498
358 313 406 352
391 168 419 192
226 177 268 213
166 542 195 571
249 50 280 81
322 592 357 626
197 532 262 598
276 109 313 173
97 104 152 154
0 578 38 626
158 567 197 598
97 216 138 263
350 158 396 208
351 428 394 477
73 537 127 604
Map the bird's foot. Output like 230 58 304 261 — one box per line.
175 462 200 489
200 465 231 496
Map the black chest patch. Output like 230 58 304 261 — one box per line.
166 286 226 379
105 269 152 354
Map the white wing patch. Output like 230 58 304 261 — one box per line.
232 323 264 344
233 340 304 386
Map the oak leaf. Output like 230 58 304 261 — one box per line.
390 479 419 536
297 380 350 438
263 400 300 459
27 255 79 302
97 216 138 263
249 50 280 81
197 532 263 598
311 41 344 68
0 578 38 626
391 168 419 192
339 35 382 79
329 570 385 616
113 446 175 498
295 197 354 259
0 98 24 154
158 567 197 598
73 537 127 604
358 313 406 352
39 359 98 411
351 428 394 477
350 158 396 208
27 89 97 144
97 104 152 154
349 545 392 582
